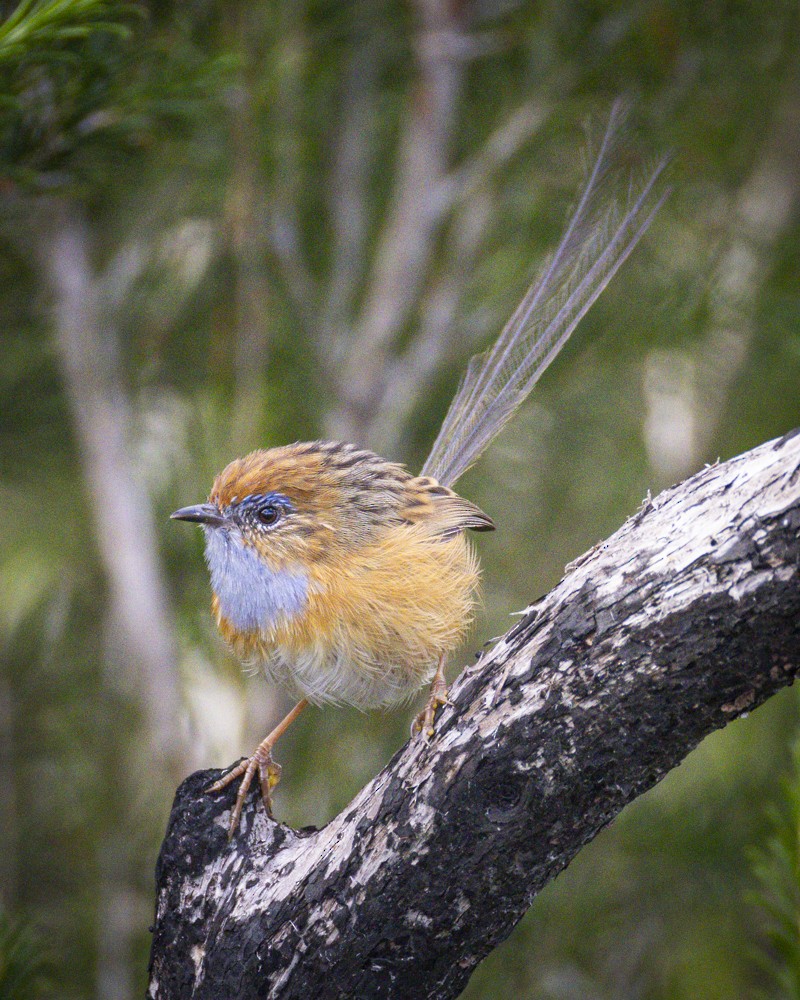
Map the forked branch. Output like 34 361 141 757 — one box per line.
148 428 800 1000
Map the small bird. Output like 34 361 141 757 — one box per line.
172 104 666 837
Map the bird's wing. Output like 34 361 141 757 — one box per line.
400 477 495 538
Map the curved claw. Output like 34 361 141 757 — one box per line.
204 759 248 795
203 698 308 839
411 685 451 740
412 656 451 740
205 745 282 839
258 758 282 817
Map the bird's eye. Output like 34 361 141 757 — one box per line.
256 505 281 527
238 492 293 529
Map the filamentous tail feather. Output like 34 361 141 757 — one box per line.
422 99 668 489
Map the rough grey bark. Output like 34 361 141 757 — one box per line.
148 428 800 1000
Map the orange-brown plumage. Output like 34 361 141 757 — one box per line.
205 442 490 710
171 115 665 835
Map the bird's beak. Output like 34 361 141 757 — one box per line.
170 503 227 527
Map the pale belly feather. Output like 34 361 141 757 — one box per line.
259 640 435 710
208 523 478 710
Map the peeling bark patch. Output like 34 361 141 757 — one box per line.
721 690 755 714
148 430 800 1000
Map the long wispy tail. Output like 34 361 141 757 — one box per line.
422 101 668 489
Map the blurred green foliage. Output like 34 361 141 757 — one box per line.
0 910 47 1000
747 729 800 999
0 0 799 998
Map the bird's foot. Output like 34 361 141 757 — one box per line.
205 743 282 839
411 673 452 740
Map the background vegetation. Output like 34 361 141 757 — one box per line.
0 0 799 996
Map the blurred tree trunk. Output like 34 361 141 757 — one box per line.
321 0 551 457
645 67 800 480
148 427 800 1000
225 6 273 454
36 199 190 1000
326 0 467 446
41 200 186 769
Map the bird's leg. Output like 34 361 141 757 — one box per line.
412 656 451 739
205 698 309 838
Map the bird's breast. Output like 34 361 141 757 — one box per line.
202 526 308 633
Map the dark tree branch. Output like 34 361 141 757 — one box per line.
148 429 800 1000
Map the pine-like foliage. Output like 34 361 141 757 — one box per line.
0 0 229 190
0 0 134 182
0 0 132 65
748 733 800 998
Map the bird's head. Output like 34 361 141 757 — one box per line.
171 441 412 633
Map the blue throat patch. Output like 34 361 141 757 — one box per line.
202 526 308 632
